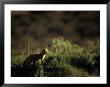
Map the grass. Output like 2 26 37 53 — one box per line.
11 37 100 77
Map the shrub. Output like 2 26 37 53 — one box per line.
42 37 100 76
12 37 100 77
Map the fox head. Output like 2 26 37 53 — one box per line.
41 48 49 55
45 48 49 54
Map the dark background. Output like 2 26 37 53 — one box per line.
11 11 100 50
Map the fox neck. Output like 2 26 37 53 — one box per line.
40 51 46 60
42 55 46 61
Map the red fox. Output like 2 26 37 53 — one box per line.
23 48 49 66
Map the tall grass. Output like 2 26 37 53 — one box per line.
11 37 100 77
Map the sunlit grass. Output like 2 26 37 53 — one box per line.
11 37 100 77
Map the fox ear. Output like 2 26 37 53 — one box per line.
46 47 48 49
45 48 48 51
45 47 48 50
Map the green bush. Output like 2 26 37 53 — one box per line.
12 37 100 77
42 37 100 77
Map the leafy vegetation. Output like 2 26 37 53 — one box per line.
11 37 100 77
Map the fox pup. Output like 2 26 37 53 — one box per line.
23 48 49 66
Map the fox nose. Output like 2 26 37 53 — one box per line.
47 51 49 53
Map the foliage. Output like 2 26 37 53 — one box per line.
42 37 100 76
11 37 100 77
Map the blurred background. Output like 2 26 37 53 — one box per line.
11 11 100 51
